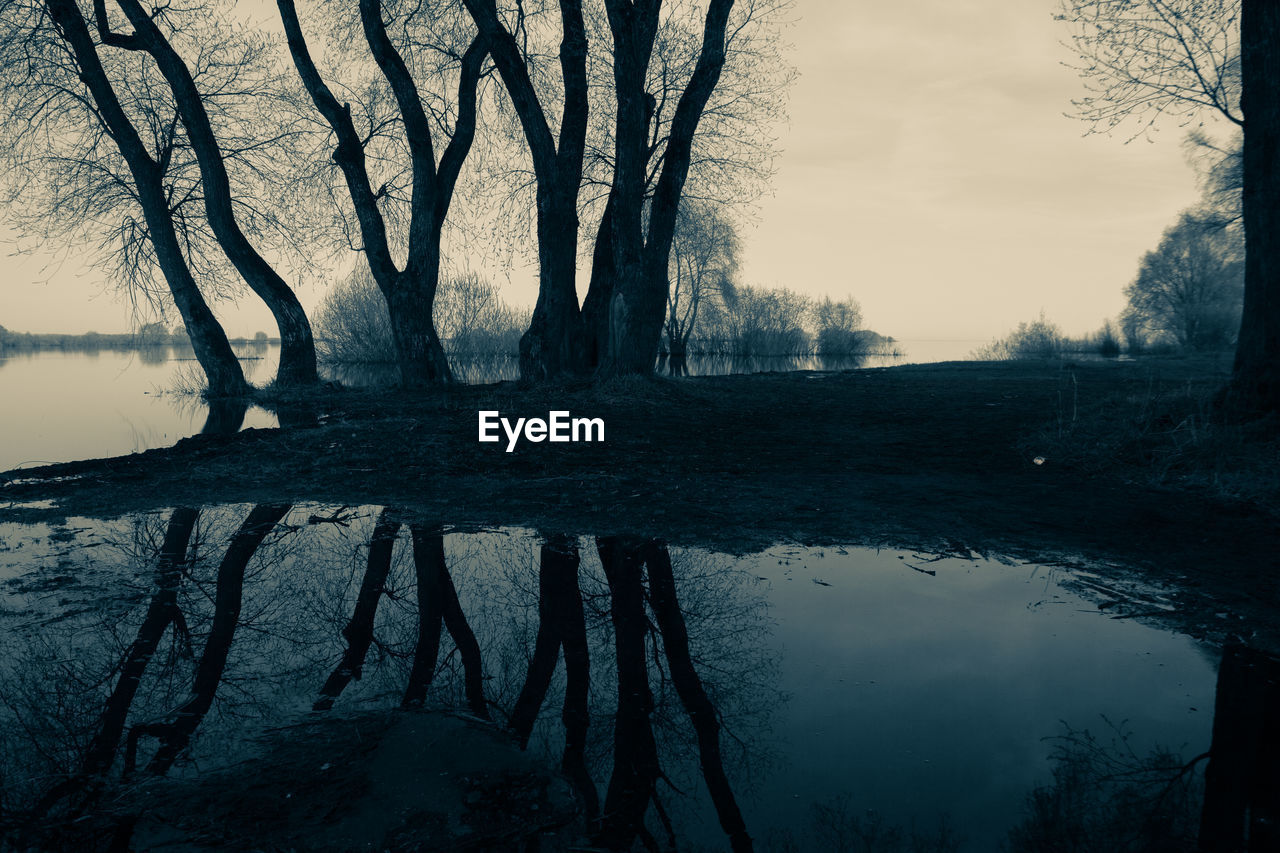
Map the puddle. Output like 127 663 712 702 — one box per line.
0 505 1259 850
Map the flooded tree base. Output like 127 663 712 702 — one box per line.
4 359 1278 650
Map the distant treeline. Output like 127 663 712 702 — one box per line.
315 271 899 366
680 285 899 358
0 322 275 353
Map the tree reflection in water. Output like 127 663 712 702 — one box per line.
0 510 778 851
2 510 1274 851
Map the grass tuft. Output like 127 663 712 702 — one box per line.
1027 364 1280 512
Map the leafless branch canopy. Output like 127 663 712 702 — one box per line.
1058 0 1242 136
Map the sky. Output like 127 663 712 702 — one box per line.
0 0 1224 341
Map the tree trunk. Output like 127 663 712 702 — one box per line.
462 0 588 384
279 0 479 389
146 211 249 398
645 541 752 852
1199 643 1280 851
595 536 660 849
598 0 736 378
314 508 400 710
386 270 453 388
580 189 620 373
520 188 585 381
668 333 688 376
44 0 247 398
597 2 659 378
111 0 318 387
604 270 668 376
1233 0 1280 417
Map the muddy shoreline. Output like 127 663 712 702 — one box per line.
3 359 1278 648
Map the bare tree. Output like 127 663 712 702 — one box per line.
94 0 319 386
718 283 811 357
277 0 487 387
589 0 741 377
1123 211 1244 351
811 295 865 357
1059 0 1280 415
459 0 590 383
0 0 249 395
579 0 791 374
665 199 737 373
458 0 789 382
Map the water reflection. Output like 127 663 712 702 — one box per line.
0 349 277 471
0 509 1270 850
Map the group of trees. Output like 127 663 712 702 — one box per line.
0 323 270 353
2 1 1275 414
310 202 884 375
0 0 792 393
691 286 880 358
1121 209 1244 353
1110 118 1246 354
1059 0 1280 415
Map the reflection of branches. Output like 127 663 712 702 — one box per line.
14 506 197 843
482 529 775 850
645 540 751 852
126 504 292 776
404 525 488 717
314 507 400 710
2 519 778 849
77 509 197 782
1008 717 1204 851
507 534 598 818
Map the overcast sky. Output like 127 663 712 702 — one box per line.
0 0 1221 341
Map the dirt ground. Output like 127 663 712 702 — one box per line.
3 358 1278 649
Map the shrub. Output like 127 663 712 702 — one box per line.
312 266 529 365
973 312 1065 360
312 268 397 364
716 285 812 356
812 296 866 356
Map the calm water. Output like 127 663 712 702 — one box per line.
0 507 1222 850
0 340 986 472
0 347 278 471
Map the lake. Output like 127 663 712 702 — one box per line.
0 506 1223 850
0 340 987 472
